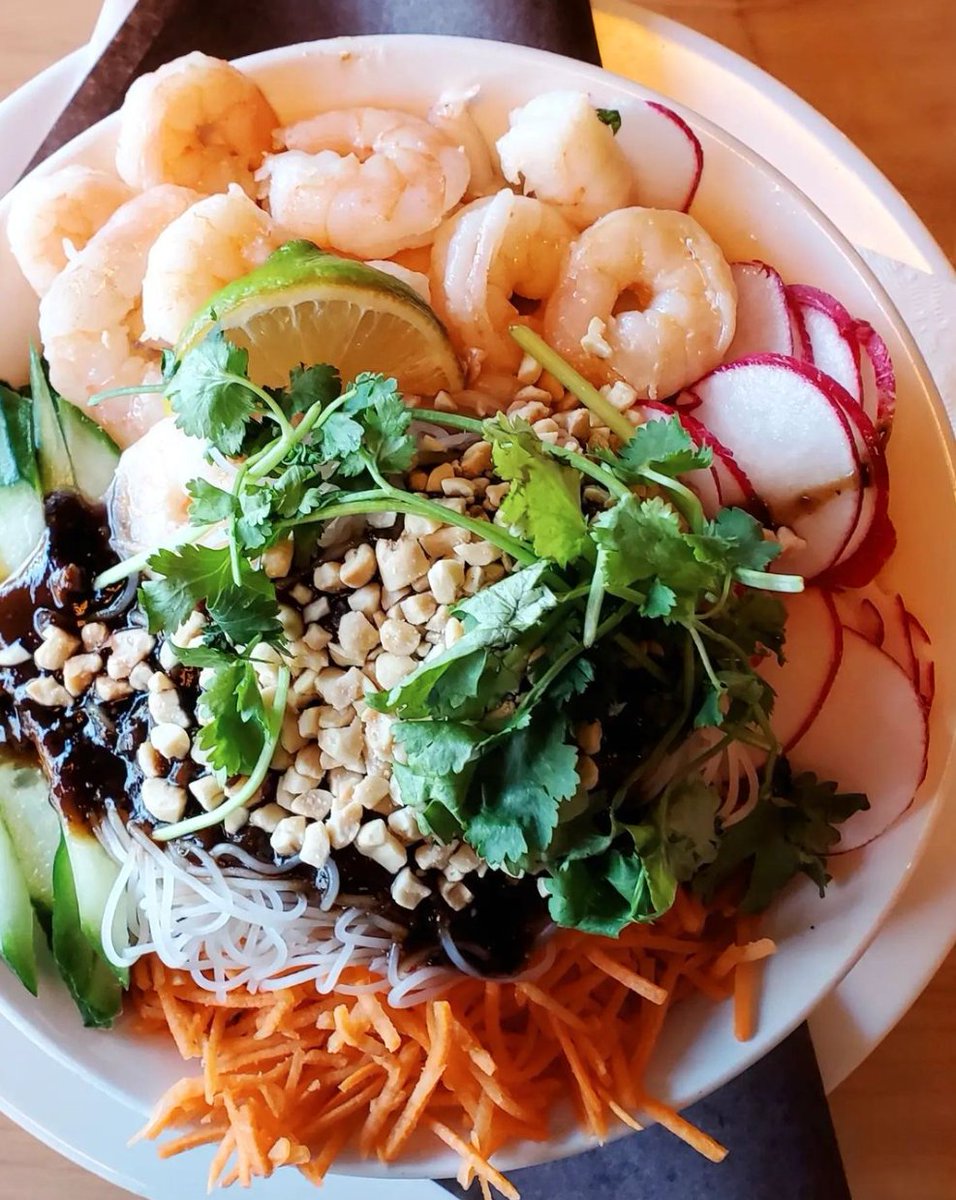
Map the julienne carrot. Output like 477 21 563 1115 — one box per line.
132 897 771 1196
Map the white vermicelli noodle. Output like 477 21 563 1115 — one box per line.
97 810 555 1008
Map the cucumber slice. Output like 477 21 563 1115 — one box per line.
0 813 39 995
0 761 59 917
0 385 45 579
61 822 128 986
51 837 123 1028
54 400 120 502
29 346 75 495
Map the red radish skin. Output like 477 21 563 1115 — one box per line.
905 613 936 710
832 590 885 646
625 101 704 213
725 262 794 360
789 628 928 852
788 300 813 361
853 319 897 436
686 355 863 578
758 588 843 751
787 284 863 403
819 388 895 588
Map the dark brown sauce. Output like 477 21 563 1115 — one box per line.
0 493 148 828
772 471 859 525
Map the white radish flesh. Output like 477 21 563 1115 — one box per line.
789 628 927 852
725 262 794 360
759 588 843 751
688 356 862 578
787 285 862 403
623 100 703 212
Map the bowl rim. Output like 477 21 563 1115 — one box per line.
1 30 954 1182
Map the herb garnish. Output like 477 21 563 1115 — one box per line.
93 321 861 923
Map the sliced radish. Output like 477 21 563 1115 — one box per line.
687 355 863 578
788 300 813 361
787 284 863 403
724 262 794 360
789 628 927 851
625 101 703 212
819 392 894 587
832 590 885 646
853 319 896 436
759 588 843 751
905 612 935 710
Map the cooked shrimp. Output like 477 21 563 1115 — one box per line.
430 190 575 374
107 417 236 557
115 51 278 195
142 186 283 346
38 185 203 447
428 87 503 198
5 166 133 297
543 207 737 402
496 91 633 229
260 107 470 259
364 260 431 305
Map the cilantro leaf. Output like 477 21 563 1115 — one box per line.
187 478 236 525
282 363 341 417
315 412 363 466
466 711 580 868
592 494 715 618
369 563 558 719
165 329 256 455
603 414 712 480
543 847 653 936
695 765 868 912
595 108 622 135
194 660 268 776
690 508 780 573
140 544 282 648
484 416 590 566
340 373 416 476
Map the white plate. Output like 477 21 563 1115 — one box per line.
0 22 953 1199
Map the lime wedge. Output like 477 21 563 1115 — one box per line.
177 240 463 395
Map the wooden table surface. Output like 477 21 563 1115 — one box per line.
0 2 953 1197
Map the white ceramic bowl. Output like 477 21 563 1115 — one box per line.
0 34 953 1185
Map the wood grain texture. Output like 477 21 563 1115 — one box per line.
0 2 953 1198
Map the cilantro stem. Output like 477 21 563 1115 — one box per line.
639 465 704 534
228 460 251 586
583 563 606 647
152 665 290 842
410 409 484 435
510 604 631 728
612 634 668 683
508 325 636 444
734 567 805 593
93 522 211 590
248 393 347 480
688 624 723 693
88 383 165 407
286 492 539 566
220 374 293 438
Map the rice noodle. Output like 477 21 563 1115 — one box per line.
97 811 553 1007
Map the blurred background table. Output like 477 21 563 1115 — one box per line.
0 1 953 1197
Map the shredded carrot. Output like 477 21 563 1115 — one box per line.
131 892 760 1197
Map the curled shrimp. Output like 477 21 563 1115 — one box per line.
430 189 575 374
496 91 633 230
38 185 203 447
260 107 470 259
142 185 284 346
108 417 236 557
428 87 503 199
543 207 737 401
6 166 133 297
115 51 278 195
